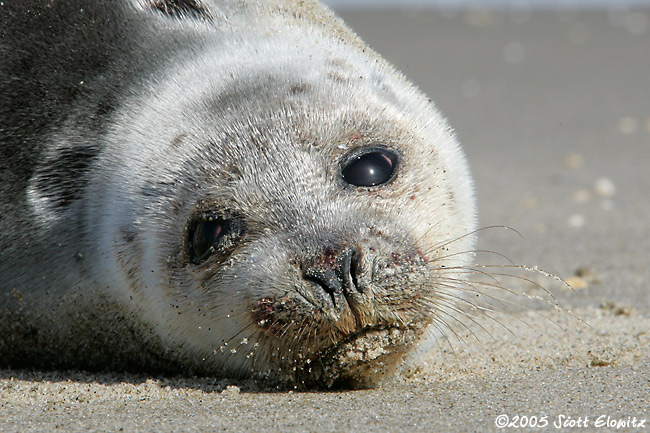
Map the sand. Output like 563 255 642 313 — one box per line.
1 9 648 433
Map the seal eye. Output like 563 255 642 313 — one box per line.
342 148 398 187
191 217 225 264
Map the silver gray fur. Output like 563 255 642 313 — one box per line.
0 0 476 387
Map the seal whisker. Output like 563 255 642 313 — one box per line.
425 271 553 315
431 273 521 299
419 267 573 335
412 298 489 347
467 268 561 302
2 0 482 387
424 225 522 255
410 297 486 334
426 248 517 267
433 265 537 298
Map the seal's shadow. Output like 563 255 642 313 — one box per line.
0 368 370 394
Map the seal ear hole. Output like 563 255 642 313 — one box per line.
341 148 399 187
189 214 240 265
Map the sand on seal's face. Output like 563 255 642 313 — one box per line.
0 0 477 388
1 7 649 432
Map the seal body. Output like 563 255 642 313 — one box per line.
0 0 476 387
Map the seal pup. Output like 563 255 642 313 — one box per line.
0 0 476 388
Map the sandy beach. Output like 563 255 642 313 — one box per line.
1 9 648 433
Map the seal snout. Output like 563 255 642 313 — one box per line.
303 247 364 320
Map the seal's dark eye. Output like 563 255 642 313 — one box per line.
189 213 243 265
191 217 225 264
342 148 398 187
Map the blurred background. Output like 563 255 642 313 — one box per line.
318 1 650 311
1 3 646 431
323 0 650 9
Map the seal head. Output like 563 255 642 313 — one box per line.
0 0 476 388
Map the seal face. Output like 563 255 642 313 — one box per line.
0 0 476 388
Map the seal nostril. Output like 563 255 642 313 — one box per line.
304 267 342 309
338 248 361 294
349 249 362 293
303 247 363 313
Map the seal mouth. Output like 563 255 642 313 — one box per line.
250 292 426 388
294 324 424 389
249 244 433 388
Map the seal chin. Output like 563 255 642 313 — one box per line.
248 245 430 388
296 325 425 389
250 313 425 389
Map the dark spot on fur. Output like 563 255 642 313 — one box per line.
33 145 100 209
170 133 187 147
252 296 301 335
121 228 137 244
328 71 349 84
329 57 350 69
290 84 308 95
94 97 116 120
167 198 183 216
148 0 213 20
321 248 337 266
223 164 242 182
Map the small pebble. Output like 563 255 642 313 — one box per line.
522 196 538 209
617 117 637 135
600 301 634 317
221 385 241 396
565 276 587 290
563 153 584 169
568 214 585 228
576 267 603 285
594 178 616 197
